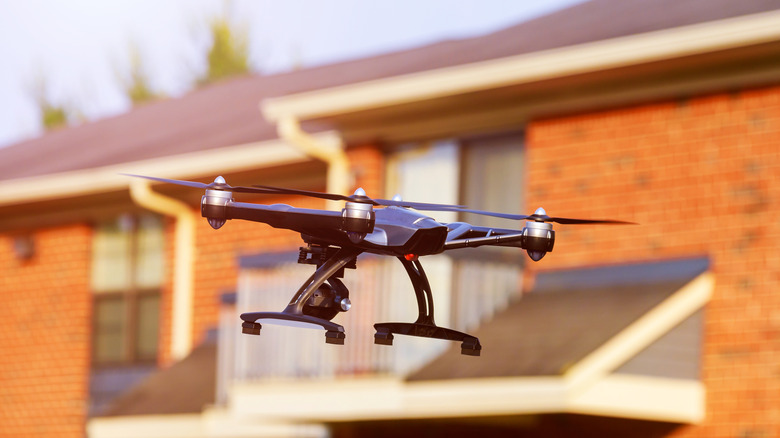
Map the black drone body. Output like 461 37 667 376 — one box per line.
128 174 633 356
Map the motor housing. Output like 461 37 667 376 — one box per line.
521 220 555 261
201 178 233 229
341 201 375 243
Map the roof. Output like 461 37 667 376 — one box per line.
409 257 709 381
99 339 217 417
2 0 779 182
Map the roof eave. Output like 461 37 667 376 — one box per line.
262 9 780 124
0 134 346 207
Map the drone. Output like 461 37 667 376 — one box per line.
126 174 633 356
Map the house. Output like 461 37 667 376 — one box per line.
2 0 780 436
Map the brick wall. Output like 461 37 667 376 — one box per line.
526 85 780 437
0 225 91 438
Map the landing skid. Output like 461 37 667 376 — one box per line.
373 257 482 356
374 322 481 356
240 248 481 355
239 246 360 345
240 312 346 344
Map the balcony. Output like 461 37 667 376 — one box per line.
217 252 524 402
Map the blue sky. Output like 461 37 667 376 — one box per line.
0 0 584 148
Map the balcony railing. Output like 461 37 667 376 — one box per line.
217 253 522 403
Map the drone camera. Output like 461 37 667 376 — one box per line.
201 188 233 230
521 220 555 261
342 201 375 243
303 283 351 321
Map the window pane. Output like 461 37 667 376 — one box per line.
135 215 165 289
461 134 524 228
92 220 132 293
94 297 127 363
135 293 160 361
386 140 460 223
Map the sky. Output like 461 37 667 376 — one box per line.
0 0 585 148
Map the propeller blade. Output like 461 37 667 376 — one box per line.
123 174 290 196
373 199 467 209
252 184 358 202
447 207 635 225
122 173 209 189
252 184 466 209
546 216 637 225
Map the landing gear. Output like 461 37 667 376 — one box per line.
240 245 359 345
240 245 481 355
374 257 482 356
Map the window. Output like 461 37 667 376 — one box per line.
385 132 525 334
460 133 525 229
91 214 164 365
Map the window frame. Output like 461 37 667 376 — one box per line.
91 214 164 368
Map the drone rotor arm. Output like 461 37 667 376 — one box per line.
226 202 345 232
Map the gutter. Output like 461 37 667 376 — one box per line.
0 138 309 207
276 115 351 207
262 9 780 122
129 179 196 361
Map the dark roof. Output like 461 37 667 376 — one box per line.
99 339 217 417
408 257 708 381
2 0 779 181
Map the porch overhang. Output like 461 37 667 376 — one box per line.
225 373 703 425
226 269 713 426
88 259 713 437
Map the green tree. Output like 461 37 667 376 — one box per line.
29 74 70 131
122 45 161 105
200 18 249 85
40 103 68 130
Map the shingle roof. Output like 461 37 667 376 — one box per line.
99 339 217 417
408 257 709 381
1 0 778 181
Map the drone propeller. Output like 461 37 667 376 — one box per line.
450 207 636 225
251 183 466 210
122 174 293 195
123 175 634 225
122 174 465 210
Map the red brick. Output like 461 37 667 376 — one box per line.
527 85 780 436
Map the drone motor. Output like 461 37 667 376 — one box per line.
201 176 233 230
341 188 375 243
521 208 556 261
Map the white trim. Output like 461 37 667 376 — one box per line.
87 413 328 438
86 375 703 438
228 376 565 422
87 414 206 438
225 373 703 425
277 116 351 210
569 374 705 424
262 10 780 121
0 134 345 206
129 179 197 360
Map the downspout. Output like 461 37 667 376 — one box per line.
129 179 196 361
277 116 351 208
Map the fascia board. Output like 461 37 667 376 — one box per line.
0 135 338 206
567 374 706 424
262 9 780 122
